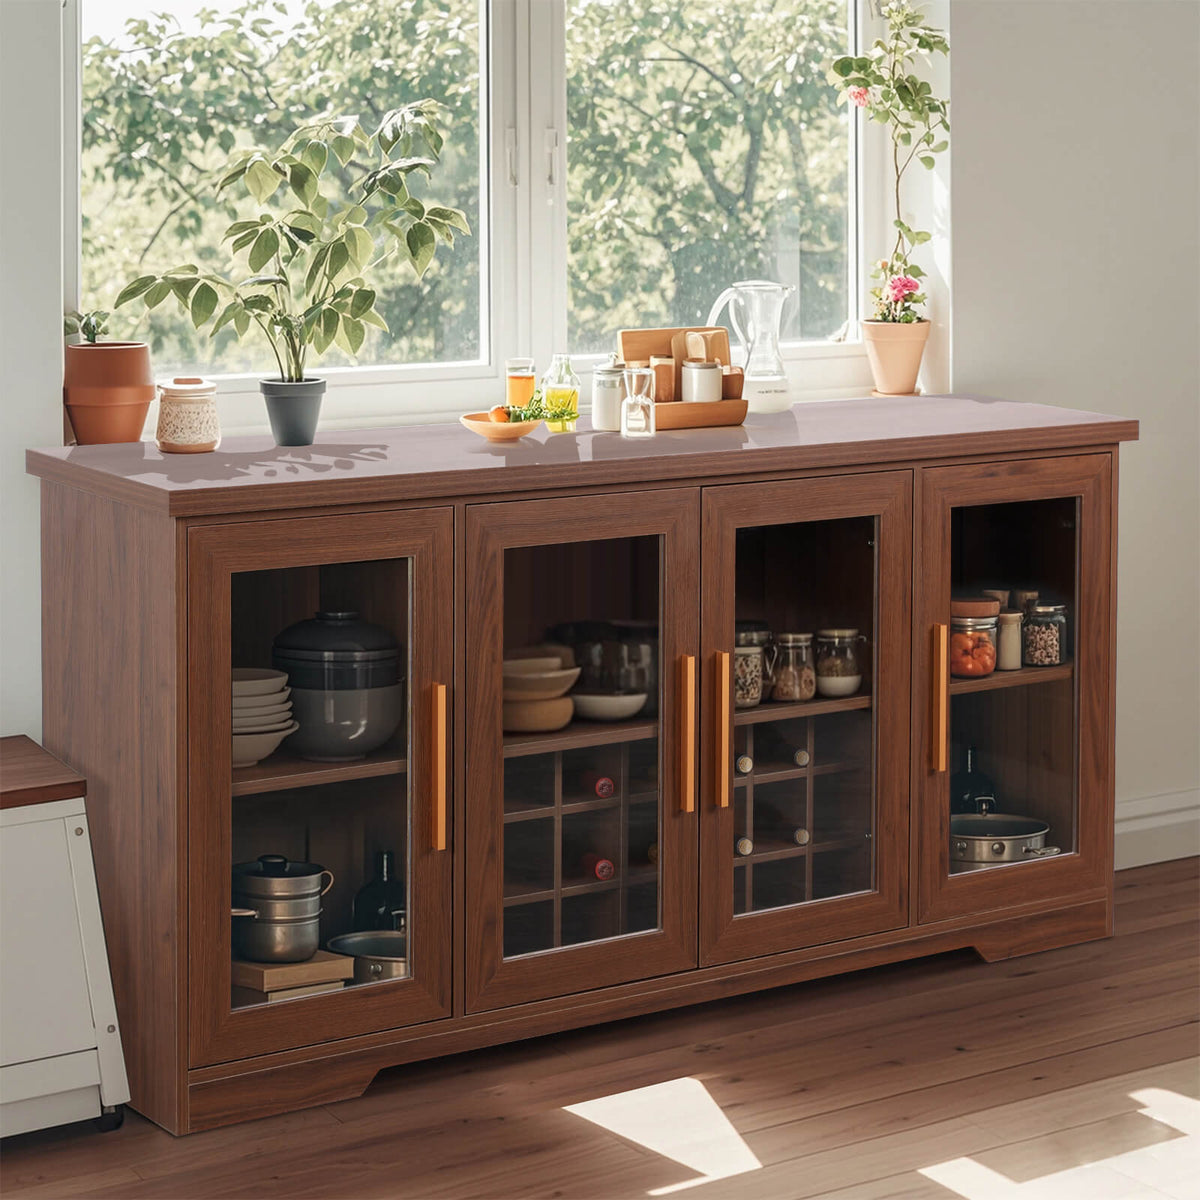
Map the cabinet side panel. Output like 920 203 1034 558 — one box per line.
40 481 183 1133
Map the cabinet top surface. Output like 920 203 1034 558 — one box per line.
1 735 86 808
27 393 1137 517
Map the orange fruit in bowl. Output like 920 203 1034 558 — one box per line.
488 405 510 423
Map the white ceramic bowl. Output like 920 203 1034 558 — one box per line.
232 709 295 733
233 687 292 711
501 667 581 701
505 644 576 669
232 668 289 697
570 692 648 722
502 657 563 676
232 721 299 767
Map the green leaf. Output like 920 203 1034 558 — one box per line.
832 57 855 78
169 277 200 304
301 140 328 175
241 273 286 288
331 134 356 166
245 158 280 204
114 275 157 307
190 282 219 327
350 287 376 318
425 205 470 234
211 301 240 336
345 225 373 268
401 196 426 220
288 162 318 206
305 244 330 296
233 308 251 338
231 228 259 253
343 316 365 355
248 227 280 271
326 240 350 282
144 281 171 310
405 221 436 277
359 307 388 331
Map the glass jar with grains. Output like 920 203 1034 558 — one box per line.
815 629 865 698
771 633 816 702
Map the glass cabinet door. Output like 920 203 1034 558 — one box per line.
699 474 912 966
917 455 1114 924
188 509 453 1067
465 490 699 1012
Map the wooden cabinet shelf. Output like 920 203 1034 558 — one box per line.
948 662 1073 696
503 865 657 908
502 718 658 759
733 695 871 726
734 835 866 866
230 739 407 798
734 758 859 787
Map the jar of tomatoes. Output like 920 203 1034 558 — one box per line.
949 597 1000 678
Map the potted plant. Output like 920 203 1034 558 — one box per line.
116 101 469 446
830 2 948 396
62 309 157 444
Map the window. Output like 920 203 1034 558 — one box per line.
71 0 866 421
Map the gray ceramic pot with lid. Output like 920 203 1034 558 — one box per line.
272 611 401 690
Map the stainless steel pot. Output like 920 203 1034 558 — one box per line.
326 930 407 982
231 854 334 963
950 813 1061 873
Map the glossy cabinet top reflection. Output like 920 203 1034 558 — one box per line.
27 394 1137 518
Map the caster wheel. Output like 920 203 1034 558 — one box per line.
95 1104 125 1132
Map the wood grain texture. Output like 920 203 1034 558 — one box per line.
1 860 1188 1182
700 472 913 966
0 734 85 808
187 507 455 1067
38 481 185 1133
25 395 1138 517
914 455 1114 924
464 489 701 1013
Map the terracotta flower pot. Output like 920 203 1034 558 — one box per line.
862 320 931 396
64 342 156 444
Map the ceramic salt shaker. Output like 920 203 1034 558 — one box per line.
156 376 220 453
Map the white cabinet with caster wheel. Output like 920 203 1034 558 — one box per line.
0 737 129 1136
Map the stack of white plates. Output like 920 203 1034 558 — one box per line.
232 669 298 767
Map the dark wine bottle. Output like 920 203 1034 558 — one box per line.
578 770 616 798
352 850 406 932
755 804 811 846
579 852 615 880
950 745 996 815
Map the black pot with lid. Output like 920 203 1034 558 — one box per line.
272 611 402 690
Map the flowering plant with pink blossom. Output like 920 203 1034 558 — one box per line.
828 2 949 322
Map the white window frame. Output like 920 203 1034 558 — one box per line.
64 0 893 432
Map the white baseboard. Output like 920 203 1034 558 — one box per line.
1114 788 1200 870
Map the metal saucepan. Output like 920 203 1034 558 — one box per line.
327 930 408 983
231 854 334 963
950 813 1061 872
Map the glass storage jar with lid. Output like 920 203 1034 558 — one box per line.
815 629 865 698
1023 603 1068 666
949 597 1000 678
733 645 765 708
772 632 816 702
735 621 777 699
996 609 1023 671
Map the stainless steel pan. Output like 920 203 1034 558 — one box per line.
950 813 1060 872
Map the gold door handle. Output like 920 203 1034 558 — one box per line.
432 683 448 850
715 650 731 807
679 655 695 813
932 624 948 773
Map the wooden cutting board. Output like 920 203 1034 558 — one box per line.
230 948 355 991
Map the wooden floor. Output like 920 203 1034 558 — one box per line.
3 859 1197 1200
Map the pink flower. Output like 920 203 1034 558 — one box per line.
886 275 920 304
848 86 870 108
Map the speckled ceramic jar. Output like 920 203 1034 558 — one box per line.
156 376 220 453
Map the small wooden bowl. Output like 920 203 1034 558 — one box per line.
460 412 542 442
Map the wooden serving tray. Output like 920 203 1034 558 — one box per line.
618 325 733 399
655 398 748 430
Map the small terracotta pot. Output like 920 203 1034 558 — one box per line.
64 342 156 444
862 320 931 396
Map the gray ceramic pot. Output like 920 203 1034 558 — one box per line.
260 378 326 446
287 684 404 762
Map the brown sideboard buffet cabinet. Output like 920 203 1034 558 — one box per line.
27 394 1138 1134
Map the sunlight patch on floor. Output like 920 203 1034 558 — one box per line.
918 1088 1200 1200
564 1076 762 1194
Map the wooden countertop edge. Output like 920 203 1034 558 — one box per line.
26 416 1141 519
0 735 86 808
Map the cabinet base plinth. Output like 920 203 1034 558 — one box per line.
179 895 1111 1134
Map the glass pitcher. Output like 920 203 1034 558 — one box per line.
706 280 796 406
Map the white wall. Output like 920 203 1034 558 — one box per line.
2 0 1197 868
0 0 64 741
950 0 1200 867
